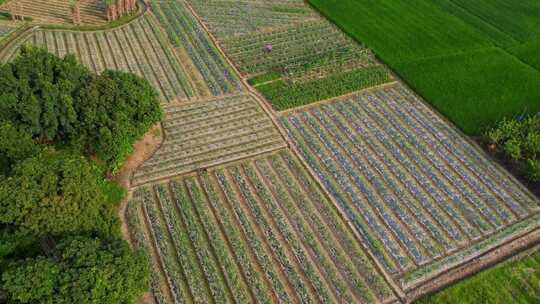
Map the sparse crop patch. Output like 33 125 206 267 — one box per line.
280 83 540 289
129 150 397 304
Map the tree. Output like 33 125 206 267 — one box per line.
0 46 89 142
74 70 162 172
2 236 149 304
0 122 40 176
0 150 121 237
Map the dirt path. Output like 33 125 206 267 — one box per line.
114 123 163 245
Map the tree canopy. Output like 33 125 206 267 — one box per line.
0 150 120 237
2 236 150 304
73 70 162 171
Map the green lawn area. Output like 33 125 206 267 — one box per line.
417 248 540 303
309 0 540 135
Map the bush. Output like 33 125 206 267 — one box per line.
527 159 540 182
503 138 522 161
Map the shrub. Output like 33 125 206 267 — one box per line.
527 159 540 182
503 138 522 161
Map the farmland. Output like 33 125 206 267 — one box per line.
132 94 286 186
150 0 242 97
280 83 540 289
0 0 538 303
309 0 540 135
187 0 391 109
128 150 397 304
0 0 108 25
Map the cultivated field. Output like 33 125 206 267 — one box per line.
280 83 540 289
186 0 390 109
0 0 107 25
309 0 540 134
0 14 196 102
128 150 397 304
132 94 286 186
150 0 242 97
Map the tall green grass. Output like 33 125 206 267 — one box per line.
417 248 540 303
309 0 540 135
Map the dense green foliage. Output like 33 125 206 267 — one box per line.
73 70 162 172
418 248 540 303
486 114 540 181
0 46 88 142
2 236 150 304
308 0 540 134
0 123 40 176
0 150 121 237
257 66 389 110
508 39 540 71
0 48 154 303
0 46 162 171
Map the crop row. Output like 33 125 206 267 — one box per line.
150 0 242 97
280 84 539 278
5 14 195 103
188 0 317 37
221 20 372 77
129 150 396 303
132 94 285 185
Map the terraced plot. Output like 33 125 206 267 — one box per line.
132 94 286 186
0 14 196 102
186 0 390 109
128 150 397 303
150 0 242 97
0 0 107 25
280 82 540 289
221 20 377 79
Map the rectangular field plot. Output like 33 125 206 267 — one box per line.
132 94 286 186
150 0 242 97
280 82 540 289
1 14 196 103
128 149 397 303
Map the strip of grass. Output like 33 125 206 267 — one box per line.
417 248 540 303
258 66 390 111
247 71 282 86
309 0 540 135
395 47 540 134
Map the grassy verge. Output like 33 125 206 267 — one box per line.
417 247 540 303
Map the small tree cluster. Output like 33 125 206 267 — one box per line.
104 0 138 22
486 114 540 181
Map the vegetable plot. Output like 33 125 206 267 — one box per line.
2 14 195 103
150 0 242 97
280 83 540 288
129 150 396 303
132 94 286 186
